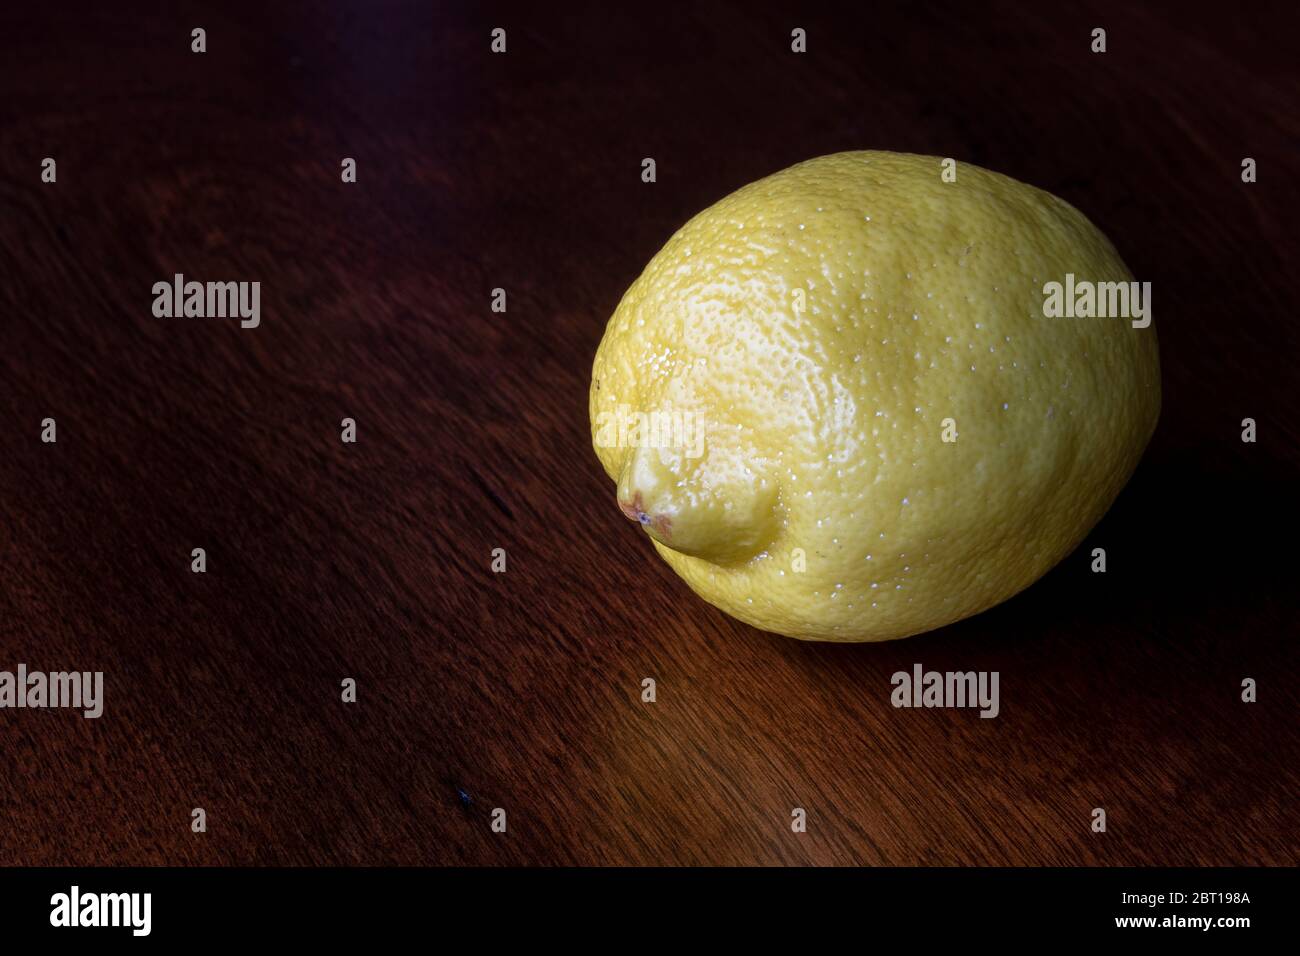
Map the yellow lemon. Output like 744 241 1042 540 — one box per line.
590 151 1159 642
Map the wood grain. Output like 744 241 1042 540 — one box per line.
0 0 1296 866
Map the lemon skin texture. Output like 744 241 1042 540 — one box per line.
590 151 1160 642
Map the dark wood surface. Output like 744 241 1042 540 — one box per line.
1 1 1296 866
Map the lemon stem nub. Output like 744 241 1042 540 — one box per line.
619 490 673 539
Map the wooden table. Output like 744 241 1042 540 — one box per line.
1 1 1295 866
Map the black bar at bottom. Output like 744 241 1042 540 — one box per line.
0 866 1285 942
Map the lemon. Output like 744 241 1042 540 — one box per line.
590 151 1159 642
